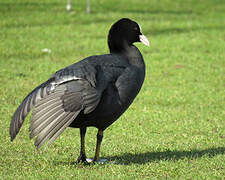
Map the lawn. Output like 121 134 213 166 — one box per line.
0 0 225 179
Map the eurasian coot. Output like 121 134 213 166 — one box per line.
10 18 149 163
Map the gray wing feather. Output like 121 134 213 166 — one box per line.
47 111 80 146
31 99 62 122
30 108 64 139
29 87 82 149
31 97 62 118
10 79 53 141
34 110 80 149
83 89 100 114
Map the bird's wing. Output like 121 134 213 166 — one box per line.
10 63 102 149
10 79 54 142
29 79 102 149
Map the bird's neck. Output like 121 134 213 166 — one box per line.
122 44 145 69
109 41 145 69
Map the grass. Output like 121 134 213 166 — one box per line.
0 0 225 179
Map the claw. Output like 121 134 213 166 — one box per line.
77 154 88 164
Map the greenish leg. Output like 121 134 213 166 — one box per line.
93 130 103 162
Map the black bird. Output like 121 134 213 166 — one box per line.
9 18 149 163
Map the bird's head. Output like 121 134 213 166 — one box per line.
108 18 149 53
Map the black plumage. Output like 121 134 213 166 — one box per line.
9 18 149 163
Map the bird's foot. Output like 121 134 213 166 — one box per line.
77 155 108 164
89 158 109 164
77 154 89 164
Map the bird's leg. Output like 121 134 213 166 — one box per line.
93 130 103 162
77 127 87 163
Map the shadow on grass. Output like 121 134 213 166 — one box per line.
105 147 225 165
53 147 225 166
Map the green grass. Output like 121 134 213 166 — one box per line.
0 0 225 179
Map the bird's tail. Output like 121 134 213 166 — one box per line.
9 78 54 141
